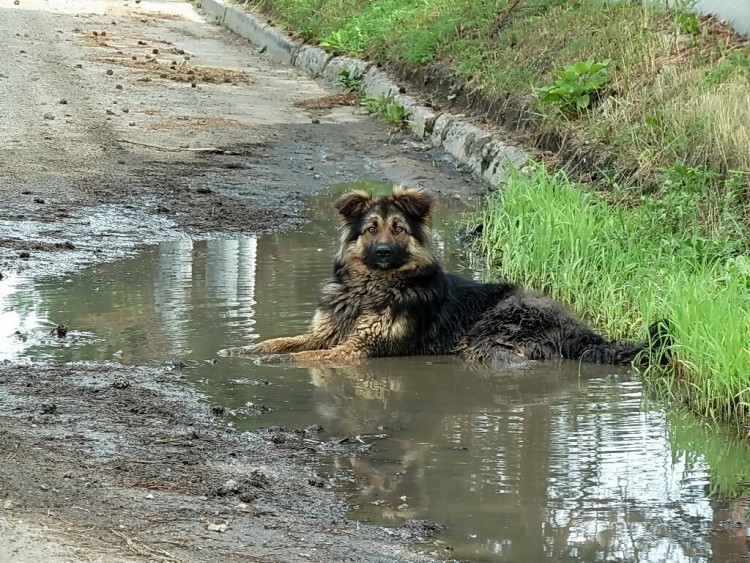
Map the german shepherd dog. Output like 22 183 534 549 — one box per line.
232 186 668 366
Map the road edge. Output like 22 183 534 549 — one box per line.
197 0 529 187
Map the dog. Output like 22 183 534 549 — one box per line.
228 185 669 366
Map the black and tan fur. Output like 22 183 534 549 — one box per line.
241 186 669 366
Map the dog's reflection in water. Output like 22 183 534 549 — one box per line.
309 363 430 521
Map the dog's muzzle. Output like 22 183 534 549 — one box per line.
366 243 405 270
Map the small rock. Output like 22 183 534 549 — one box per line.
137 40 146 46
221 479 238 492
34 197 45 204
115 84 123 90
152 48 159 54
311 118 320 124
41 403 57 415
3 500 15 510
59 99 67 105
75 63 82 69
93 30 98 36
100 30 106 37
19 251 30 259
206 522 228 533
145 493 154 499
106 69 113 76
211 405 226 416
43 113 54 120
112 378 130 389
52 324 68 338
190 83 196 88
196 187 212 194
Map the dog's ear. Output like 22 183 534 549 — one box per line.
392 185 434 220
334 190 372 222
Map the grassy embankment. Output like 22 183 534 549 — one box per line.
476 165 750 425
255 0 750 191
248 1 750 423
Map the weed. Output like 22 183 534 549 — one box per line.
361 93 410 131
320 27 365 55
473 163 750 425
703 49 750 87
337 70 363 93
533 59 612 114
670 0 700 35
675 10 700 35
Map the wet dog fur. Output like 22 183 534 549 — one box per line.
247 186 669 366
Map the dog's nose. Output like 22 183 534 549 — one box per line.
375 245 391 258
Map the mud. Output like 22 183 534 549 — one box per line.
0 0 473 560
0 363 435 562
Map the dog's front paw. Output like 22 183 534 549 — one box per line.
253 353 294 366
217 344 261 357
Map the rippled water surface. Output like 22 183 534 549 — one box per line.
2 191 750 562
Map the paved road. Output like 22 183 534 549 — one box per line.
0 0 471 277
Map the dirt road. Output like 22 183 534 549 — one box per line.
0 0 472 561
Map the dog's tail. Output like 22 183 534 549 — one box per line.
565 319 673 365
645 318 673 366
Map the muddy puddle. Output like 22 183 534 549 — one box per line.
3 189 750 562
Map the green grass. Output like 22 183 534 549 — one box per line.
360 93 410 131
473 164 750 425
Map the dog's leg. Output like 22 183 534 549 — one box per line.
221 310 340 357
455 339 531 367
562 319 672 365
561 331 646 364
290 344 367 365
288 313 396 364
217 334 319 357
253 334 323 354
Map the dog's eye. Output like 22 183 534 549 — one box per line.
393 225 405 234
366 225 377 234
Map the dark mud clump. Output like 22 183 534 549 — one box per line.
0 362 441 562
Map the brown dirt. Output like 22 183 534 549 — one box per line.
0 363 433 562
293 92 362 110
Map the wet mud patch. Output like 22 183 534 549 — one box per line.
293 92 363 110
91 53 252 85
0 362 439 562
146 116 248 133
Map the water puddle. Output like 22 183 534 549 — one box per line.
2 188 750 561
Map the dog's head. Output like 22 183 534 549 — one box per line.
333 185 436 274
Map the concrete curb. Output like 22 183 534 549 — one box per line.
201 0 226 22
223 4 296 65
196 0 529 186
